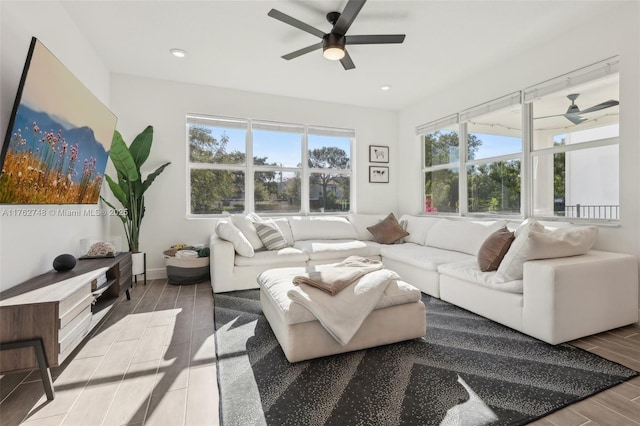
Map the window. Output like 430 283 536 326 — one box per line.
308 129 352 213
187 115 353 216
417 57 619 222
528 68 619 220
463 93 522 215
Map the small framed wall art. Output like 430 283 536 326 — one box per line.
369 145 389 163
369 166 389 183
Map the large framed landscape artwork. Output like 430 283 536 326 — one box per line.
0 37 117 204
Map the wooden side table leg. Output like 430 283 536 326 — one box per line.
0 339 55 400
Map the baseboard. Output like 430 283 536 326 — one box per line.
139 267 167 281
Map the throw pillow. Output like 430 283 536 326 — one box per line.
254 220 290 250
477 226 515 272
367 213 410 244
495 223 598 283
230 214 264 250
393 220 409 244
215 220 254 257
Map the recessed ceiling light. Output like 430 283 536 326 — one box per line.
170 48 187 58
380 85 391 91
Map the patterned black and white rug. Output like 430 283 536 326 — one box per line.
214 290 638 426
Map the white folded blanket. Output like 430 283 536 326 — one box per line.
287 268 400 345
292 256 383 295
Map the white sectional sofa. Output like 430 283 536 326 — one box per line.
210 213 639 345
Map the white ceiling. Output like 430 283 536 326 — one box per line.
60 0 620 111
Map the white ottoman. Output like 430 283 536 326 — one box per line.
258 267 427 363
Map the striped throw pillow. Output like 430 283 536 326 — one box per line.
254 220 290 250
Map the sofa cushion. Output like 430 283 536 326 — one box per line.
477 226 515 271
367 213 409 244
347 213 386 241
234 247 308 266
293 239 371 261
438 259 523 293
425 219 507 255
399 215 441 245
495 223 598 283
288 216 358 241
215 220 254 257
272 217 294 245
230 214 264 250
255 220 290 250
380 243 474 271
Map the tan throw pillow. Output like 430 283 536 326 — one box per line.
477 226 515 272
367 213 410 244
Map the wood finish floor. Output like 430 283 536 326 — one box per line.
0 278 639 425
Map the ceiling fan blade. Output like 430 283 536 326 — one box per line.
267 9 325 39
534 113 569 120
334 0 366 35
282 42 323 60
564 114 587 125
576 100 619 115
340 50 356 70
346 34 406 45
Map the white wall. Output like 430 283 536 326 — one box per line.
109 74 398 278
0 2 112 291
398 4 640 306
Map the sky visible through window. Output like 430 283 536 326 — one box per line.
201 125 350 167
470 133 522 160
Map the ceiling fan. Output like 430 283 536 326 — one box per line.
267 0 405 70
535 93 619 125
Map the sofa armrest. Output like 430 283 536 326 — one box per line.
209 234 236 293
522 250 638 344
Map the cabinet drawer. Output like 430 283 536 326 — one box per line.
58 311 91 355
59 305 92 341
59 294 93 329
59 283 92 315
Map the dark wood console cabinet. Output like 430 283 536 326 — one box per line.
0 253 132 377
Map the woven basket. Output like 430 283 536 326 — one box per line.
164 254 210 285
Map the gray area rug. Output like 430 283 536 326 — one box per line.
214 290 638 425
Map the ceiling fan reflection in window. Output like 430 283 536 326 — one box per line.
535 93 619 125
267 0 405 70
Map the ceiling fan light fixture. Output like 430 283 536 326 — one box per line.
322 33 345 61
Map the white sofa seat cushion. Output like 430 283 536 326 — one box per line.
289 216 358 241
380 243 474 271
438 259 523 294
258 265 422 325
234 247 309 266
426 219 507 255
293 239 371 261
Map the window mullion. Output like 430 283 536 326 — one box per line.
459 122 468 216
246 120 254 213
301 128 309 215
522 102 533 219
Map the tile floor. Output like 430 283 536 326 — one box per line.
1 278 639 425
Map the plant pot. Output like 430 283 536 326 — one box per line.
131 252 146 276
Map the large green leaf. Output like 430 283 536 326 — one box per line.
99 195 127 225
129 125 153 170
142 162 171 194
104 174 128 208
110 131 140 181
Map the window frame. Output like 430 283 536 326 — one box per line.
186 115 354 218
417 57 620 223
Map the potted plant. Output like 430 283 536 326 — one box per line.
101 125 170 275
